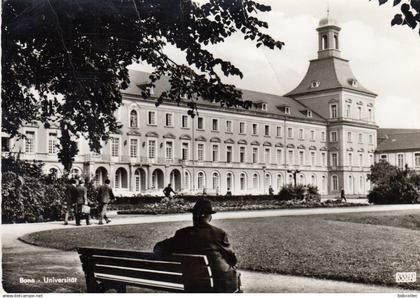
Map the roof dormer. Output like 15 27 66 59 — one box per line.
254 101 268 111
277 104 291 115
349 79 358 88
310 81 320 89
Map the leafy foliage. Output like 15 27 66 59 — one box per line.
367 161 419 204
278 184 305 201
1 156 61 222
2 0 284 170
1 153 44 177
1 170 65 223
367 159 399 185
371 0 420 34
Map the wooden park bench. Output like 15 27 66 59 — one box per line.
77 247 240 293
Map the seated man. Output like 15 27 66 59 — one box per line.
153 199 240 293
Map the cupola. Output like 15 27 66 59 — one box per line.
317 15 341 59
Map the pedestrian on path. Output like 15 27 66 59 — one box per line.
340 188 347 203
96 179 114 225
163 183 176 199
64 178 78 225
76 179 90 226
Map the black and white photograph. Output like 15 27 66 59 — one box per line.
1 0 420 295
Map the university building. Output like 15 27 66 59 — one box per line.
2 17 380 196
376 129 420 172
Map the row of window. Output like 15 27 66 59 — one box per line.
329 131 374 144
192 171 326 192
380 153 420 168
107 167 360 194
22 132 59 154
330 103 374 121
113 137 332 166
74 164 368 193
330 152 374 167
129 110 324 139
17 130 373 161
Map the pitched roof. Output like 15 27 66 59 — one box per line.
285 57 377 97
123 70 326 123
377 128 420 140
376 130 420 152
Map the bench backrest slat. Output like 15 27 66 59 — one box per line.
77 247 214 293
78 247 208 266
92 255 182 273
94 264 184 284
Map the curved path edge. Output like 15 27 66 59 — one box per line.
3 204 419 293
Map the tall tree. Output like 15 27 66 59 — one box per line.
371 0 420 34
3 0 419 171
2 0 283 171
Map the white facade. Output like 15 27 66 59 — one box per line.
1 17 381 197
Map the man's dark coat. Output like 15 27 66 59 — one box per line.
153 221 239 292
96 184 114 203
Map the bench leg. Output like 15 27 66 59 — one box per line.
80 255 99 293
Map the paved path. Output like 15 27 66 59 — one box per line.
3 205 419 293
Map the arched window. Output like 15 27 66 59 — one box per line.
265 173 272 188
359 175 364 193
334 34 339 49
48 167 61 178
197 172 205 190
130 110 138 128
311 175 316 186
252 173 259 189
184 171 191 190
288 174 293 185
115 168 128 189
276 174 283 191
212 172 220 190
322 176 326 192
240 173 246 190
332 175 338 191
298 174 305 185
322 35 328 50
134 169 141 192
226 173 233 191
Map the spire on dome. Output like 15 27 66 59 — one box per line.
319 3 339 28
316 8 341 59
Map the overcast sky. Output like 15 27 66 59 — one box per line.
132 0 420 129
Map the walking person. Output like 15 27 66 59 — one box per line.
96 179 114 225
340 188 347 203
163 183 176 199
64 178 78 225
75 179 90 226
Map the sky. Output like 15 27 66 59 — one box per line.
131 0 420 129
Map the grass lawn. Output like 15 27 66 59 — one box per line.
20 210 420 290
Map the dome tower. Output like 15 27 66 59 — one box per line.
317 16 341 59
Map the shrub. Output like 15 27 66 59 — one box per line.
278 184 306 201
1 157 69 223
368 162 419 204
2 171 47 223
306 185 321 202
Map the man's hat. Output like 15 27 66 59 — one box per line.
189 199 216 215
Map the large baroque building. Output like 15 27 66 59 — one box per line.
2 17 380 196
